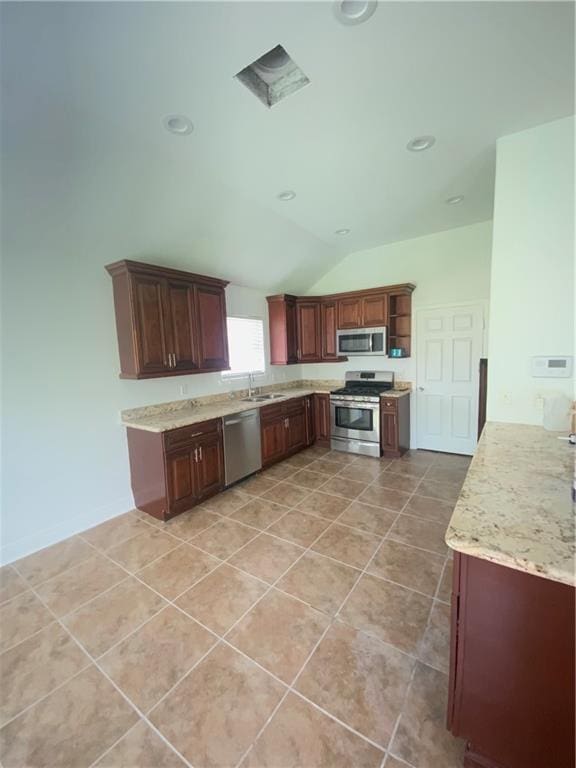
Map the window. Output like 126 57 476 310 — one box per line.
223 317 265 376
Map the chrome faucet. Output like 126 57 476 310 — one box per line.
248 372 255 397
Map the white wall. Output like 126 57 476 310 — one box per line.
487 116 575 425
301 221 493 385
0 260 299 563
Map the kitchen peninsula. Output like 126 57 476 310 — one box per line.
445 422 575 768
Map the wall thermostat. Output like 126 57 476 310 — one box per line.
531 356 573 378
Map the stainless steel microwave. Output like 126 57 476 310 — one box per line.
336 327 387 356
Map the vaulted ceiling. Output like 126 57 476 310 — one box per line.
1 1 574 291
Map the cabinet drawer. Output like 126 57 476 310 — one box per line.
260 403 285 422
381 399 399 411
164 419 221 451
284 396 305 415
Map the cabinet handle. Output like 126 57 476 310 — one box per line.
193 447 198 462
199 446 203 462
172 353 176 368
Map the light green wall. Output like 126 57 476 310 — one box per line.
487 116 575 425
307 221 493 306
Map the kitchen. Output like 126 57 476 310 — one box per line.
0 2 574 768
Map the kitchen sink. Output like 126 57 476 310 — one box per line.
242 393 285 402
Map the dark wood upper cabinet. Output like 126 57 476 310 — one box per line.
164 280 199 372
132 273 170 374
267 284 414 363
296 300 322 362
337 297 362 329
266 295 298 365
195 283 229 370
361 293 388 327
321 300 339 360
106 260 229 379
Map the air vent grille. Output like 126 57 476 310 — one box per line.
235 45 310 108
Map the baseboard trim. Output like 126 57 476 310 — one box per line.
0 496 134 565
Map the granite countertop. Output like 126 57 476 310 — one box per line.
446 422 575 587
121 384 410 433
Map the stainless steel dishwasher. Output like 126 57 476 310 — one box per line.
223 409 262 486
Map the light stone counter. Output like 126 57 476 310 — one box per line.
446 421 575 587
121 380 411 433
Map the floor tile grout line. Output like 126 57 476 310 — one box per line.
15 576 199 768
235 490 414 765
85 719 143 768
0 657 94 731
3 449 464 766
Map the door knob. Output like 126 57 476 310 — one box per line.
418 386 425 391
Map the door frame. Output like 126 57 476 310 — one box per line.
414 301 488 452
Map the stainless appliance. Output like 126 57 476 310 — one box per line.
336 326 387 357
223 409 262 486
330 370 394 457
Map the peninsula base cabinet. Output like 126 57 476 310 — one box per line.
448 552 575 768
126 419 224 520
380 395 410 457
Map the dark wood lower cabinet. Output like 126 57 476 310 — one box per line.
313 393 331 448
127 418 224 520
261 397 309 467
448 552 575 768
380 395 410 457
304 396 315 446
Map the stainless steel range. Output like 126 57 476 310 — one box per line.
330 370 394 457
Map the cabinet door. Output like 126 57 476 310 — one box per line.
321 301 339 360
297 301 321 362
381 411 398 454
337 297 362 329
313 394 331 443
164 280 199 372
261 416 287 466
132 274 171 374
166 448 197 515
194 432 224 499
362 293 388 327
304 396 315 446
286 403 307 453
286 298 299 364
195 284 229 370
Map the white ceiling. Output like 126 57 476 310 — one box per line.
1 1 574 291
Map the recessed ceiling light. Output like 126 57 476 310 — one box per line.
406 135 435 152
446 195 464 205
163 115 194 135
335 228 351 235
334 0 377 25
277 190 296 201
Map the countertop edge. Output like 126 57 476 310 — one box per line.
121 388 411 433
444 534 575 588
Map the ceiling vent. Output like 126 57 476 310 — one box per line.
235 45 310 108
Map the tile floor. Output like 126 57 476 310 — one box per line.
0 447 471 768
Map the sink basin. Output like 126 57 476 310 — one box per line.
241 393 285 402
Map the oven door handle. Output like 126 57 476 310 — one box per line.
330 399 380 410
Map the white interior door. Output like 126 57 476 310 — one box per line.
416 305 484 455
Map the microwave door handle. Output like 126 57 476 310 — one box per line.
368 334 373 352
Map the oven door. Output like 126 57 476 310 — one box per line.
330 399 380 443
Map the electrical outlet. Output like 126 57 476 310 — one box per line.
179 383 188 396
502 391 512 403
535 395 544 410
